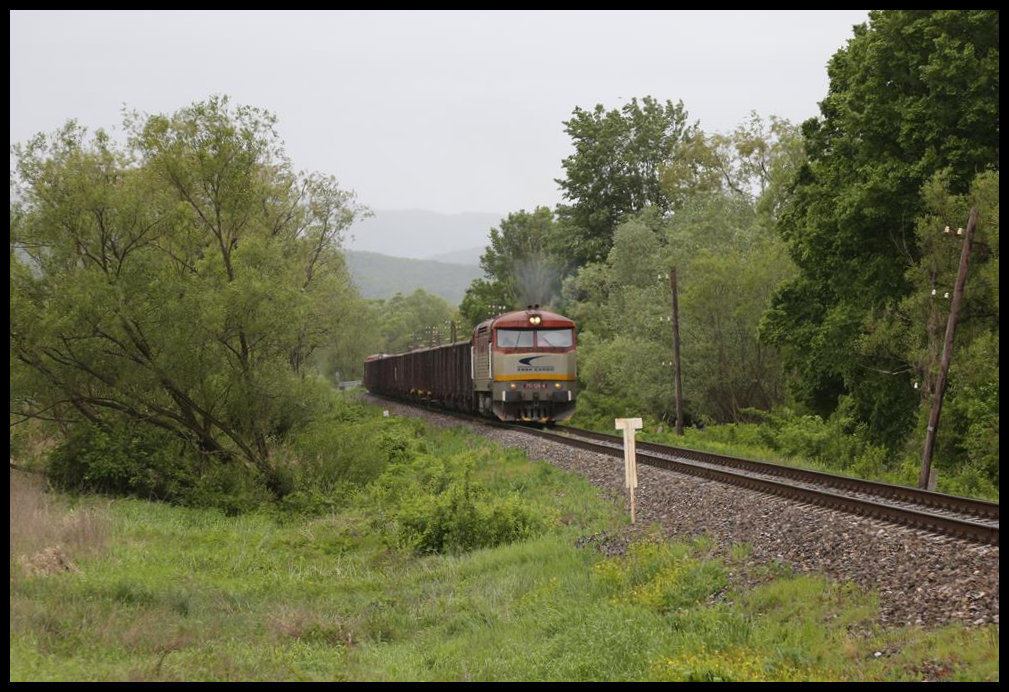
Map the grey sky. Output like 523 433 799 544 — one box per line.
10 10 868 217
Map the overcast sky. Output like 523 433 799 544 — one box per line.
10 10 869 217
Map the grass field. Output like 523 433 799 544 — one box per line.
9 420 999 681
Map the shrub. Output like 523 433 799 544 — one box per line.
286 418 390 489
367 450 547 555
377 423 426 465
273 412 427 516
47 418 276 514
397 477 544 554
850 443 889 479
47 420 196 501
185 463 274 516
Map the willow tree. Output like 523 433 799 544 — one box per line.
10 97 368 484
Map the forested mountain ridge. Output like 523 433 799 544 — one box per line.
346 250 481 304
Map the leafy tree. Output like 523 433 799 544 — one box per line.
764 10 999 445
668 197 795 422
662 112 803 225
374 289 459 353
459 207 563 326
556 109 801 421
565 190 794 423
10 97 368 487
860 171 999 488
556 96 696 267
312 314 379 383
563 215 668 354
458 278 514 330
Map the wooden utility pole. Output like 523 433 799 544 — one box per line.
669 267 684 436
919 208 978 489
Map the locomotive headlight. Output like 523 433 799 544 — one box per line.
529 315 542 326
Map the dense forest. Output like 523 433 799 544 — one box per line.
10 10 999 503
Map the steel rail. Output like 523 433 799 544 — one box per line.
515 425 999 546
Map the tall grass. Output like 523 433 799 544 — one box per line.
9 415 999 681
10 470 108 578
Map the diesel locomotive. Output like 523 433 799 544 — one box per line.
364 306 577 423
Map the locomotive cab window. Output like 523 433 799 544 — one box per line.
496 329 534 348
496 328 574 348
537 328 573 348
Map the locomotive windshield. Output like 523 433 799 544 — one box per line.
537 328 574 347
496 329 535 348
496 328 573 348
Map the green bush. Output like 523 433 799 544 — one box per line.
397 477 545 554
367 451 547 555
273 410 427 516
47 418 275 514
276 484 356 516
573 390 659 432
185 463 275 516
850 443 889 479
286 418 388 489
47 420 195 501
378 423 426 465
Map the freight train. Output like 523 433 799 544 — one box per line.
364 306 577 423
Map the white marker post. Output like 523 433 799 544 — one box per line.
615 418 643 524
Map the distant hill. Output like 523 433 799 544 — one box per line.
346 251 483 306
428 246 486 265
347 210 500 260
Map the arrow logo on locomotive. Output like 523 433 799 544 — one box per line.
517 355 555 373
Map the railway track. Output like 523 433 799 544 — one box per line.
367 395 998 547
511 423 999 546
